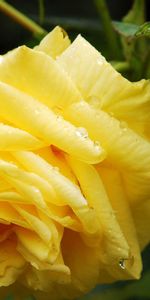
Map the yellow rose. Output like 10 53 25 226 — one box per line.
0 26 150 300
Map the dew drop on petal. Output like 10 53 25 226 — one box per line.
0 56 3 64
31 261 39 269
35 109 40 115
76 127 88 138
53 166 59 172
97 56 106 65
94 141 101 151
119 259 126 270
88 96 100 108
34 188 40 194
109 111 114 117
79 100 86 107
56 115 63 121
120 121 128 130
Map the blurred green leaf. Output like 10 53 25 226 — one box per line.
4 295 36 300
80 271 150 300
94 0 121 60
4 295 14 300
123 0 145 25
113 21 139 38
24 296 36 300
112 0 150 80
38 0 45 25
113 21 150 40
135 22 150 38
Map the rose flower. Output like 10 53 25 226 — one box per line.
0 27 150 300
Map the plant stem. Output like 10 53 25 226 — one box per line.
38 0 45 25
0 0 47 36
94 0 121 59
111 61 130 72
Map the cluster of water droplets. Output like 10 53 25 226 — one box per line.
75 127 101 153
120 121 128 133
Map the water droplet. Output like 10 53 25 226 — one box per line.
76 127 88 138
35 109 40 115
0 56 3 64
119 259 126 270
34 188 40 194
53 166 59 172
88 97 100 108
79 101 85 107
53 105 63 114
109 111 114 117
56 115 63 121
123 128 127 132
97 56 106 65
120 121 128 129
97 59 103 66
31 261 39 269
94 141 100 151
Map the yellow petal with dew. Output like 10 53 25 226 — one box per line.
0 178 11 192
0 123 45 151
58 34 150 139
15 227 54 264
60 230 101 299
67 156 129 263
0 152 19 165
12 151 87 207
57 34 147 109
0 82 104 163
0 239 26 287
64 101 150 202
23 260 70 293
97 166 142 280
0 202 29 229
0 45 81 109
0 191 27 204
121 170 150 204
132 200 150 250
12 204 51 243
38 210 63 260
15 224 63 270
0 159 57 204
45 204 83 232
13 151 99 234
35 26 70 58
0 160 46 209
64 101 150 172
37 147 77 184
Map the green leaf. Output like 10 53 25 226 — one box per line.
113 21 150 40
112 20 150 80
112 21 139 39
123 0 145 25
113 0 149 81
135 22 150 38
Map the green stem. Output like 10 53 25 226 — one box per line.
38 0 45 25
0 0 47 36
94 0 121 59
111 61 130 72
